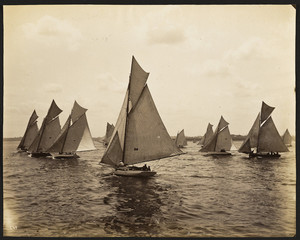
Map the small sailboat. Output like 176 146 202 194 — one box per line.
197 123 213 146
17 110 39 152
28 100 62 157
199 116 233 156
238 101 289 158
103 122 115 147
175 129 187 148
47 101 96 159
282 129 293 147
100 56 183 177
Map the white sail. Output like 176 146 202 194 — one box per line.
28 100 62 153
215 126 232 151
258 116 289 153
47 101 96 153
18 110 39 150
101 56 182 167
282 129 293 145
175 129 188 147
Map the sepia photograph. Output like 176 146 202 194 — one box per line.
3 4 296 238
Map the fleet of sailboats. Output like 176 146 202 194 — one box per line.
100 56 183 177
238 101 289 158
175 129 187 148
15 57 293 176
199 116 233 156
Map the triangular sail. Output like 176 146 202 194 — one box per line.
47 102 96 153
175 129 187 147
238 113 260 153
124 85 182 165
18 110 39 150
258 116 289 152
261 101 275 123
215 126 232 151
199 123 214 145
200 116 230 152
28 100 62 153
101 56 182 167
103 122 115 144
282 129 293 145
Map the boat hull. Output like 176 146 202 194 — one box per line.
29 152 51 158
203 152 232 156
51 153 80 159
114 169 156 177
249 152 281 159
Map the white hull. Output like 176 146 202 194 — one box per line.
114 169 156 177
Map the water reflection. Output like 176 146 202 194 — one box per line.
101 176 163 236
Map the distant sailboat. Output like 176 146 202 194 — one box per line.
238 101 288 158
100 56 183 177
103 122 115 147
198 123 213 146
17 110 39 152
199 116 233 156
47 101 96 159
175 129 187 148
28 100 62 157
282 129 293 147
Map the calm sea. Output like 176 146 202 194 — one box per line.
3 140 296 237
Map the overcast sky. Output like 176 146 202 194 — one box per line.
4 5 295 138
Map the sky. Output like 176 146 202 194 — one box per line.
3 5 295 138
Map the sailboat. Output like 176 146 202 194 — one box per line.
100 56 183 177
175 129 187 148
17 110 39 152
28 100 62 157
103 122 115 146
238 101 289 158
47 101 96 159
198 123 213 146
282 129 293 147
199 116 233 156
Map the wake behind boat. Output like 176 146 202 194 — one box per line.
100 56 183 177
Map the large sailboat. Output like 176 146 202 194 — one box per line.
282 129 293 147
198 123 213 146
175 129 187 148
47 101 96 159
28 100 62 157
199 116 233 156
17 110 39 152
103 122 115 147
100 56 183 177
238 101 288 158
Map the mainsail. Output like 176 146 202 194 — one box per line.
28 100 62 153
47 101 96 153
198 123 213 145
17 110 39 150
282 129 293 146
175 129 188 147
101 56 182 167
238 101 288 153
200 116 232 152
103 122 115 145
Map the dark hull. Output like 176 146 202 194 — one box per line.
29 152 51 158
114 169 156 177
249 152 281 159
51 153 80 159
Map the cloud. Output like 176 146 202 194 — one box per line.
96 73 126 93
22 15 83 51
147 25 186 45
45 83 63 93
